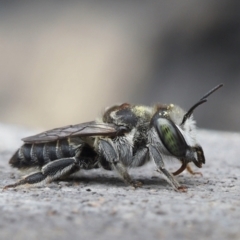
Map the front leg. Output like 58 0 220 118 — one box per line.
186 164 203 176
148 145 187 192
98 139 140 187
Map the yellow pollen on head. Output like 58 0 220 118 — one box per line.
133 106 151 117
168 104 174 110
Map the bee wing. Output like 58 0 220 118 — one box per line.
22 121 119 143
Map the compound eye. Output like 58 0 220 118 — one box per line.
155 118 187 157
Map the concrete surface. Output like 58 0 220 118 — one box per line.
0 124 240 240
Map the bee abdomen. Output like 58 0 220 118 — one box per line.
9 139 76 169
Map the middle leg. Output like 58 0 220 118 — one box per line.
98 138 141 187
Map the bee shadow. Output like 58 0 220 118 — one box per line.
60 172 199 190
60 173 174 188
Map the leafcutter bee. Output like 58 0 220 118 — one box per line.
4 84 223 191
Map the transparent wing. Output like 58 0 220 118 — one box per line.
22 121 119 143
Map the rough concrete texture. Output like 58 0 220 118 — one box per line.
0 124 240 240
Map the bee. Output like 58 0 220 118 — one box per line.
4 84 223 191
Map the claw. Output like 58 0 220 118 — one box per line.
186 165 203 176
131 180 143 188
3 180 25 189
177 185 187 192
3 183 18 190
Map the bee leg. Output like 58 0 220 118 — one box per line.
4 157 79 189
98 139 140 188
148 145 187 192
186 164 203 176
3 172 46 189
113 161 142 188
131 148 149 167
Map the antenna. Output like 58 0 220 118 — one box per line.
181 84 223 125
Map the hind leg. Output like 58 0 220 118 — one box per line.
4 157 80 189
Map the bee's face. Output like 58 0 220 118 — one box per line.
150 103 205 175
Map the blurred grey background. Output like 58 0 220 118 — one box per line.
0 1 239 131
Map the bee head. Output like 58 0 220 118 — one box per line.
153 111 205 175
153 84 223 175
